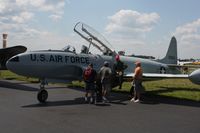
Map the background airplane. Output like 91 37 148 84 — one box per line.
0 45 27 70
6 22 196 103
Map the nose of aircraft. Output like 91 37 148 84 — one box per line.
6 55 20 73
189 69 200 85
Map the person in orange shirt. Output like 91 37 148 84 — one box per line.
130 61 143 103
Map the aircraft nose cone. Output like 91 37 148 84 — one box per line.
189 69 200 85
6 56 20 72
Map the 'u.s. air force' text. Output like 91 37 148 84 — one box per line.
30 54 90 64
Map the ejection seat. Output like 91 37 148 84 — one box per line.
63 45 76 53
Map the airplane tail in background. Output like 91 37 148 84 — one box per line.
157 36 177 64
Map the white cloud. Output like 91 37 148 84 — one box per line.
0 0 68 51
15 0 65 21
0 0 66 26
49 14 62 22
8 32 68 50
105 10 160 35
104 10 200 58
104 9 160 55
0 0 15 14
16 0 30 6
33 0 65 20
0 0 67 32
30 0 46 7
16 0 45 8
174 19 200 58
175 19 200 36
12 11 34 23
0 1 6 13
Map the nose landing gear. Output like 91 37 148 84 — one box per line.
37 80 48 103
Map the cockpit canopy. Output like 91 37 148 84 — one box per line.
74 22 115 55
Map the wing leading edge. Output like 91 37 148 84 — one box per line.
125 73 188 81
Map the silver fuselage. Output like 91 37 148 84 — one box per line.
6 50 180 81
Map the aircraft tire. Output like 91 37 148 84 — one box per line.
37 89 48 103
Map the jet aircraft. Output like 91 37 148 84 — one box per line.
6 22 196 103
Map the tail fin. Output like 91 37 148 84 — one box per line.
157 36 177 64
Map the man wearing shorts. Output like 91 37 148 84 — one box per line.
99 61 112 102
130 61 143 103
83 63 97 103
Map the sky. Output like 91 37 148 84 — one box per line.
0 0 200 59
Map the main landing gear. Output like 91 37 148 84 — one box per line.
37 80 48 103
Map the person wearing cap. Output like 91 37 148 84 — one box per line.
83 63 97 104
99 61 112 102
130 61 143 103
114 55 127 89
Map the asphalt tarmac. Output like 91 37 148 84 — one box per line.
0 80 200 133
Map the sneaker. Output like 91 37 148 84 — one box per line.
90 98 93 104
94 99 97 105
130 98 135 102
134 99 140 103
102 96 107 101
84 97 88 102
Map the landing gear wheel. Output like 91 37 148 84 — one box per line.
37 89 48 103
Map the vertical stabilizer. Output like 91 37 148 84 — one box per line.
158 36 177 64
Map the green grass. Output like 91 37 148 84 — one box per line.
0 70 39 83
1 70 200 101
118 79 200 102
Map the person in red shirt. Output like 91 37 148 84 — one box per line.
83 63 97 103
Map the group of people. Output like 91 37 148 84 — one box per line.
83 61 112 104
83 58 143 104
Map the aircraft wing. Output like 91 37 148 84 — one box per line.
167 64 200 68
0 45 27 70
125 73 188 81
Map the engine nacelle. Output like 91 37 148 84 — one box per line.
189 69 200 85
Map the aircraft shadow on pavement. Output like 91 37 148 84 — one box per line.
21 93 200 108
141 87 200 108
22 97 86 108
22 93 129 108
0 80 38 91
109 87 200 108
21 86 200 108
108 92 130 105
22 90 132 108
67 87 131 105
66 86 85 92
